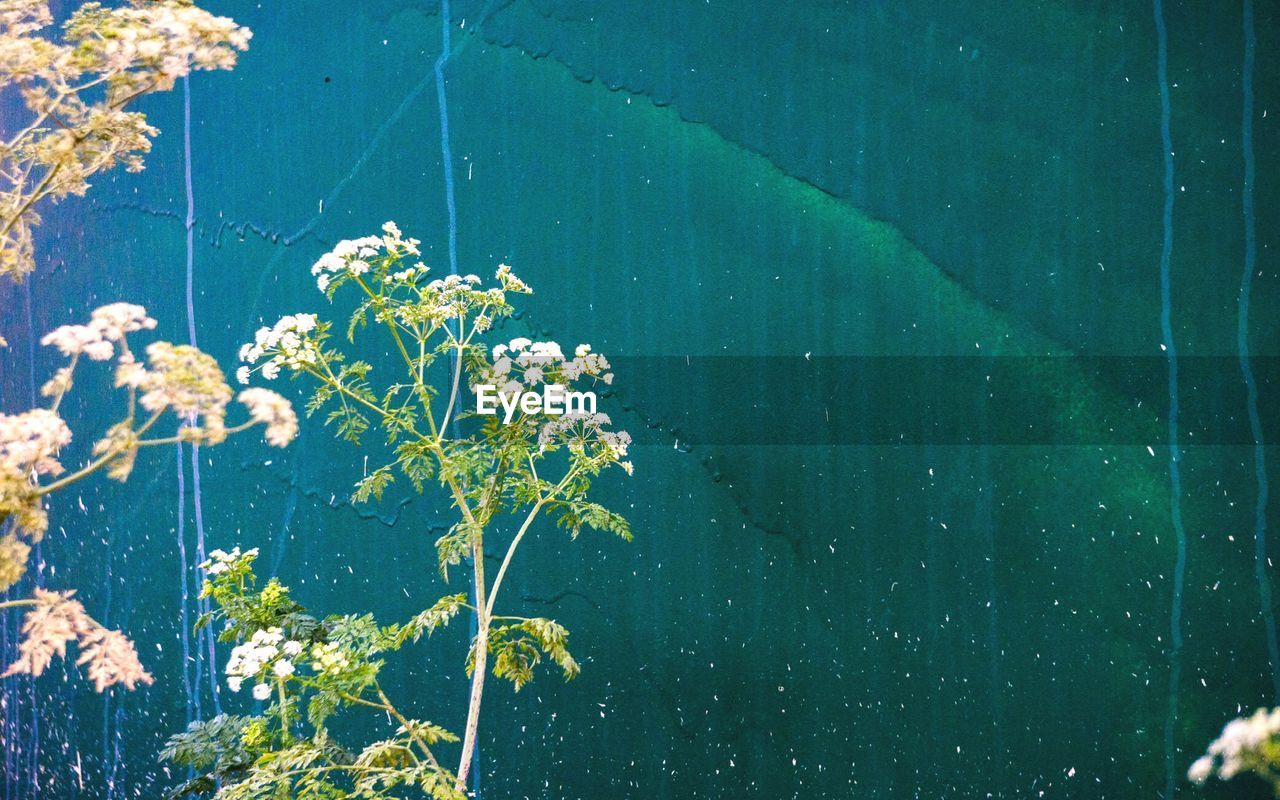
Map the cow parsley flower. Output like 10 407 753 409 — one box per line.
495 263 531 294
139 342 232 441
241 314 320 380
310 642 350 675
90 303 157 340
2 5 251 279
237 388 298 447
200 546 255 574
1189 706 1280 789
41 324 112 360
0 408 72 476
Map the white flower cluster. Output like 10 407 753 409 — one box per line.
565 343 613 383
1189 706 1280 785
300 225 530 340
0 408 71 476
39 303 156 361
200 545 256 576
139 342 232 441
310 222 421 292
412 273 506 329
67 1 252 89
536 411 632 472
1 1 51 37
484 338 614 396
539 412 631 452
238 313 319 383
237 388 298 447
495 263 531 294
310 641 350 675
224 626 301 699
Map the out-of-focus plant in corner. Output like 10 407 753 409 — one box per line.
0 0 251 280
1189 706 1280 797
164 223 634 795
0 304 297 691
0 0 263 695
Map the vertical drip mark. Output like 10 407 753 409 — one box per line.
1153 1 1186 796
100 522 114 800
1239 0 1280 702
176 444 196 729
434 4 474 794
191 444 220 713
435 0 459 281
182 76 221 717
100 514 127 800
184 76 197 348
269 479 299 579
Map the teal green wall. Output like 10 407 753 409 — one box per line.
2 1 1278 797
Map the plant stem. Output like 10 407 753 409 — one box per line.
485 499 544 619
437 341 465 434
35 409 163 496
277 677 291 744
454 478 488 791
373 684 443 771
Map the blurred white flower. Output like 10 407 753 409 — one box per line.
1188 755 1213 784
237 388 298 447
0 408 71 476
1190 706 1280 789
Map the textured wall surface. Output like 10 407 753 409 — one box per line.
2 1 1279 797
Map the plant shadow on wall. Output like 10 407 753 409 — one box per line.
159 227 632 798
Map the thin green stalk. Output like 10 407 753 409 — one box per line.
35 408 163 496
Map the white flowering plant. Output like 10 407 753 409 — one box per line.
0 0 251 279
1189 706 1280 796
0 303 297 689
219 223 633 790
161 547 467 800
